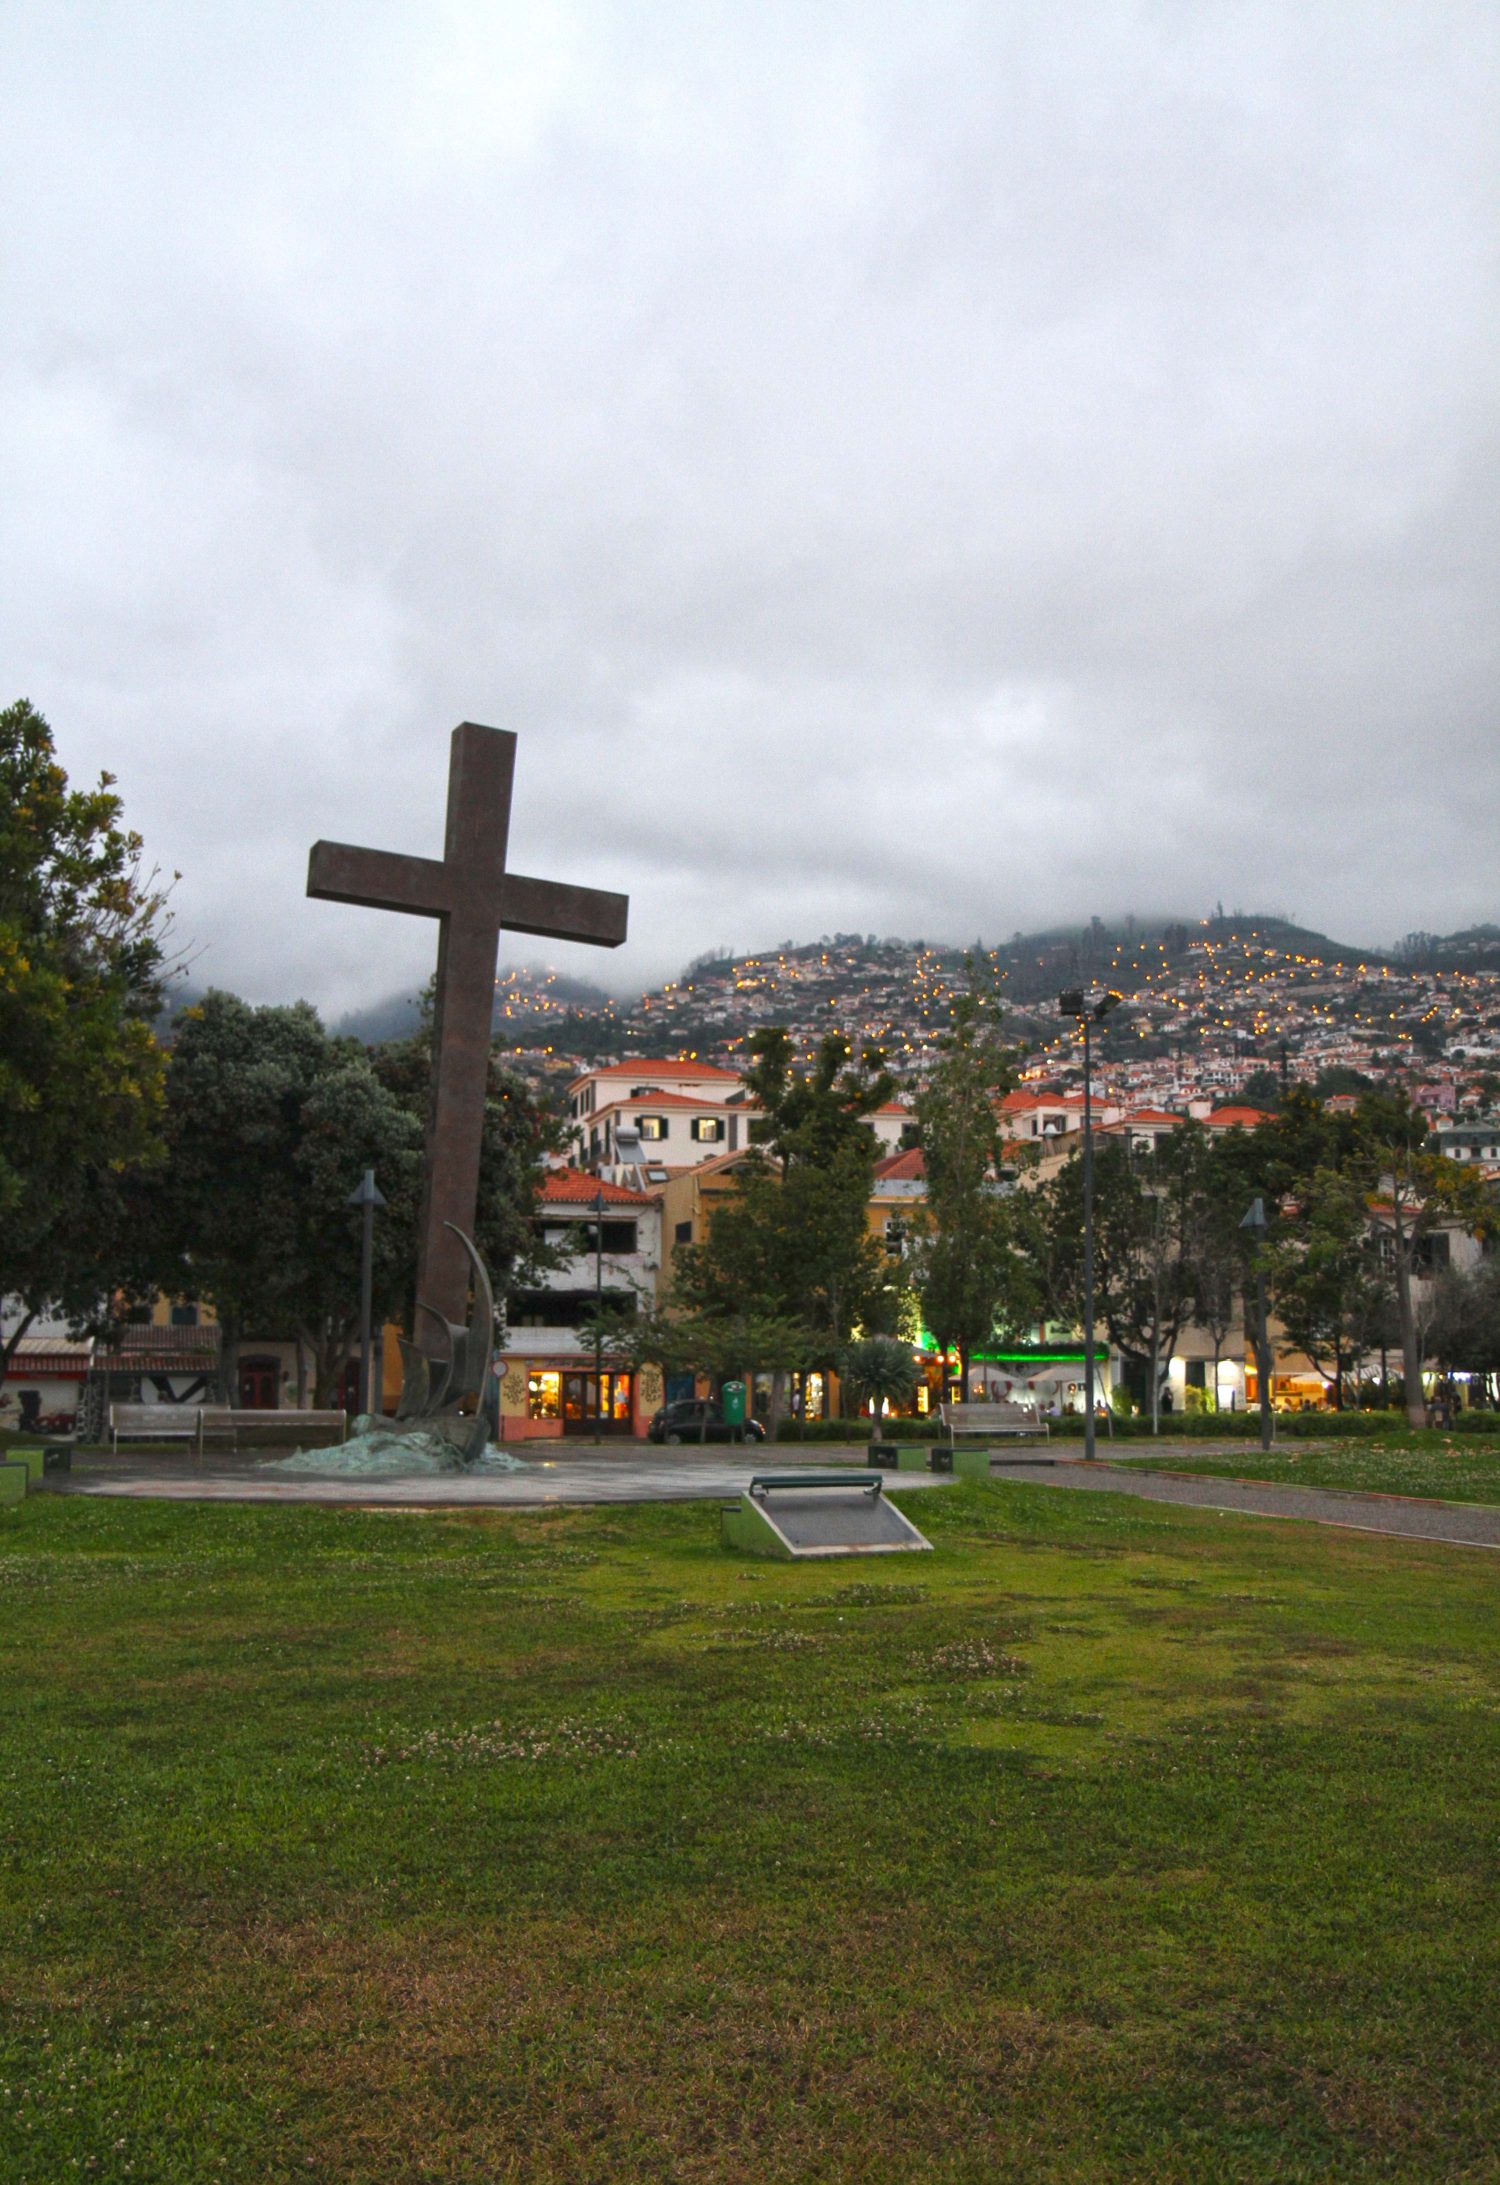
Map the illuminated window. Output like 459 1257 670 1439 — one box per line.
638 1116 668 1140
691 1117 724 1143
527 1372 561 1419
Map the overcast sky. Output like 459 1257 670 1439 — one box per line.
4 2 1497 1012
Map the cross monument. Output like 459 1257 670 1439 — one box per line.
308 722 627 1326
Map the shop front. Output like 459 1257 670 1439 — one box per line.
497 1352 664 1440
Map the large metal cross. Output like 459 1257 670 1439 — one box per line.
308 722 627 1325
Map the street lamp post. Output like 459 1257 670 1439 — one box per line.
594 1185 605 1443
346 1168 388 1419
1059 987 1121 1463
1240 1196 1274 1451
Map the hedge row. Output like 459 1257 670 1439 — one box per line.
772 1409 1500 1444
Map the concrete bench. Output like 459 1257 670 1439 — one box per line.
0 1447 71 1498
198 1407 347 1452
109 1402 203 1453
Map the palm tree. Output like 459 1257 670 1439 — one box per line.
839 1335 918 1436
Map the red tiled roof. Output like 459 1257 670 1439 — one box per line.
3 1339 92 1377
1121 1107 1182 1125
1206 1104 1273 1128
539 1168 658 1206
573 1059 742 1085
997 1088 1081 1111
685 1150 760 1179
874 1148 926 1181
94 1326 222 1372
591 1089 746 1112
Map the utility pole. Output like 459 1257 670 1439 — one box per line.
346 1169 387 1418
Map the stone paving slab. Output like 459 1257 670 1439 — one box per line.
991 1456 1500 1551
52 1448 948 1509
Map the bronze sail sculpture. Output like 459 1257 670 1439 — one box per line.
393 1222 496 1466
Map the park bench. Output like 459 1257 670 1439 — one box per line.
198 1407 346 1453
936 1400 1048 1477
108 1402 204 1454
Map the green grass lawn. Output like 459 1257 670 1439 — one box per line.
2 1483 1498 2183
1112 1434 1500 1508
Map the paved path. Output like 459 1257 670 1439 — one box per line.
53 1448 947 1510
45 1445 1500 1549
989 1455 1500 1551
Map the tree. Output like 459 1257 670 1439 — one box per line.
910 978 1034 1402
1040 1131 1203 1431
1266 1165 1375 1407
1429 1261 1500 1396
1236 1067 1285 1110
143 991 562 1405
838 1335 918 1434
1351 1091 1494 1427
140 995 422 1404
675 1029 895 1418
0 700 172 1372
1187 1183 1240 1414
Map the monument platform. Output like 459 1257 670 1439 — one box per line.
51 1445 951 1509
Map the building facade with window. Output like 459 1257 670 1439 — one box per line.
497 1169 664 1440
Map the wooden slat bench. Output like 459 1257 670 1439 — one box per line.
108 1402 204 1454
198 1407 347 1453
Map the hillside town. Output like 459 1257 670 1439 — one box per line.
491 914 1500 1135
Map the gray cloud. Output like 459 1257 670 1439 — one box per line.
4 1 1496 1011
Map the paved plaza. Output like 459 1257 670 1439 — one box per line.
53 1444 948 1508
43 1440 1500 1548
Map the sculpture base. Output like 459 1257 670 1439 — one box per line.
259 1416 525 1478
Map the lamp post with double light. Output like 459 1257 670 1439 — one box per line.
1058 986 1121 1462
1240 1195 1274 1450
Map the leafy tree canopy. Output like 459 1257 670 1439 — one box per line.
139 990 563 1404
0 700 172 1367
909 975 1037 1389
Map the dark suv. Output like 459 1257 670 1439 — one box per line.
647 1400 766 1446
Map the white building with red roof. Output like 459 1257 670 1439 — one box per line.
996 1087 1124 1141
497 1168 665 1444
566 1060 912 1180
567 1059 757 1178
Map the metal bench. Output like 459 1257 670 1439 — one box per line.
198 1407 347 1452
108 1402 203 1454
937 1401 1047 1474
939 1401 1048 1441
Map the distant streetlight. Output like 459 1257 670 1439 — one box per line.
346 1168 388 1419
1239 1195 1274 1450
1059 987 1122 1461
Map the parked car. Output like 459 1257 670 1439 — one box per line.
647 1400 766 1446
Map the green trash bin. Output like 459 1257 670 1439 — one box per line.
720 1381 747 1439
